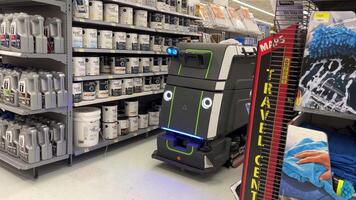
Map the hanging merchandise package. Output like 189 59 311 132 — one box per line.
209 4 232 28
227 6 246 31
295 11 356 117
237 7 260 33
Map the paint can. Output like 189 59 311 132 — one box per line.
125 100 138 116
104 3 119 23
151 57 161 72
183 18 190 32
72 82 83 103
100 56 112 73
156 0 166 10
179 17 184 32
102 122 118 139
138 34 150 51
113 32 126 50
122 78 133 95
111 57 127 75
164 15 170 30
160 57 168 72
102 105 118 123
118 117 129 135
170 16 179 30
143 76 152 92
73 57 86 77
73 0 89 19
161 75 167 89
127 57 139 74
120 7 133 25
150 36 163 52
134 10 148 27
95 80 109 98
133 78 143 93
109 79 122 96
138 112 149 129
98 30 113 49
181 0 188 14
83 28 97 48
74 107 101 147
126 33 138 51
139 57 151 73
163 37 172 52
89 0 103 21
128 117 138 132
148 109 160 126
170 0 177 12
150 13 163 29
176 0 182 13
85 57 100 76
72 27 83 48
151 76 161 91
82 81 96 101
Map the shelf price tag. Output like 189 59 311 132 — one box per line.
313 12 330 23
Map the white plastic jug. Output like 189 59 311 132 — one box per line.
39 72 57 109
18 72 42 110
45 17 64 53
30 15 47 53
10 13 34 53
3 70 20 106
53 72 68 107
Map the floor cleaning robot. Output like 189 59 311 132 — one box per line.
152 43 257 173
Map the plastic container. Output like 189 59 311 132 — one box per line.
96 80 109 98
111 57 127 75
73 57 86 77
126 33 138 51
151 76 161 91
113 32 126 50
104 3 119 23
138 112 149 129
109 79 122 96
139 57 151 73
150 13 163 29
122 78 133 95
143 76 152 91
134 10 148 27
148 109 160 126
125 100 138 116
127 57 139 74
102 122 118 139
138 34 150 51
83 28 97 48
98 30 113 49
72 27 83 48
118 117 129 135
82 81 96 101
133 78 143 93
120 7 133 25
73 107 101 147
89 0 103 21
151 57 161 72
85 57 100 76
102 105 118 123
100 56 111 73
72 82 82 103
73 0 89 19
128 117 138 132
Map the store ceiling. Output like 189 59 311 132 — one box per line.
230 0 275 25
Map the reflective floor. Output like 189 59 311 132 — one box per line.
0 135 242 200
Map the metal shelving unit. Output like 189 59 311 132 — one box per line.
74 126 160 156
73 48 165 55
104 0 202 20
74 90 164 107
74 72 167 81
73 18 201 37
0 0 73 178
0 103 67 115
0 50 67 64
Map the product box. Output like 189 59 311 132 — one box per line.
296 11 356 118
279 113 356 200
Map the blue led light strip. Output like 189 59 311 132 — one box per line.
161 127 204 140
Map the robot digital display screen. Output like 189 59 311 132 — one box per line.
183 53 210 69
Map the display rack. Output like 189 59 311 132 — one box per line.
74 72 167 81
0 0 73 178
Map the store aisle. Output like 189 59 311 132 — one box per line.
0 135 242 200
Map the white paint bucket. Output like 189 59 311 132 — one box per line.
85 57 100 76
89 0 103 21
139 57 150 73
126 57 139 74
118 117 129 135
133 78 143 93
163 15 171 29
122 78 133 95
109 79 122 96
160 57 168 72
150 13 163 29
138 34 150 51
120 7 133 25
143 76 152 92
98 30 113 49
151 57 161 72
161 75 167 89
128 117 138 132
73 57 86 77
134 10 148 27
113 32 126 50
102 122 118 139
125 100 138 117
150 36 163 52
83 28 97 48
72 27 83 48
104 3 119 23
73 82 83 103
126 33 138 51
148 109 160 126
151 76 161 91
73 0 89 19
102 105 118 123
100 56 111 73
111 57 127 75
96 80 109 98
138 112 149 129
82 81 96 101
74 107 101 147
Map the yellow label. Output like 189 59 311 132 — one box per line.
281 58 290 84
313 12 330 22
